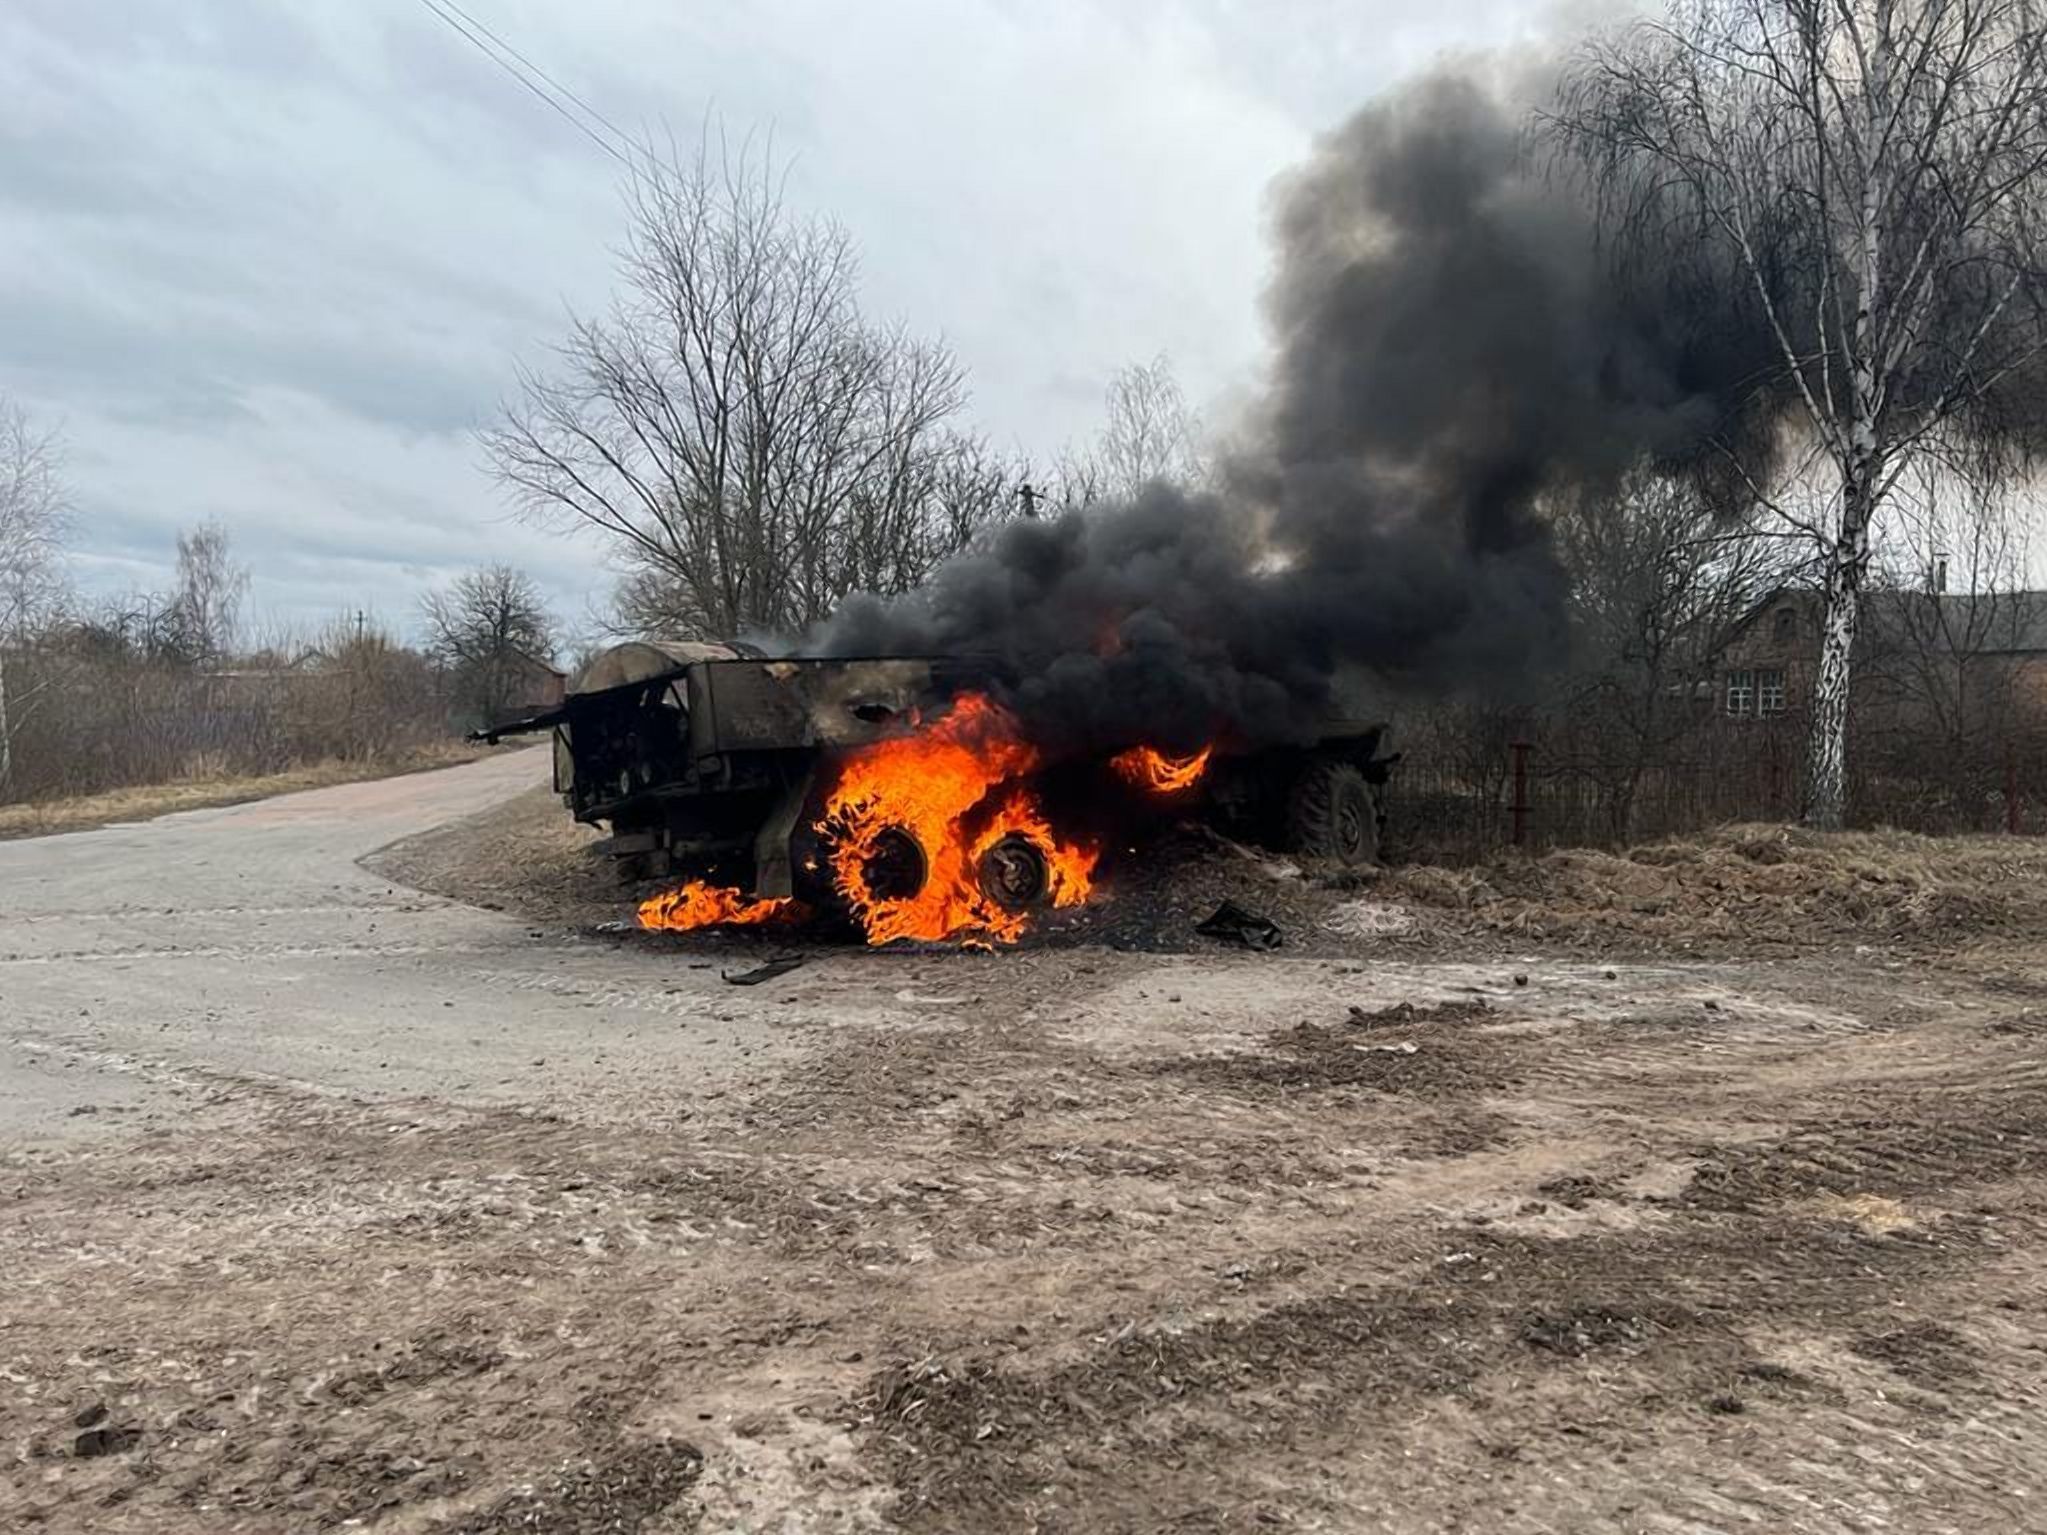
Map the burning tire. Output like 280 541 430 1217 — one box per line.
859 825 929 902
1287 758 1381 867
977 833 1051 913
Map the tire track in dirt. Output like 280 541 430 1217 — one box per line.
852 1204 2037 1533
821 982 2047 1532
1683 1103 2047 1213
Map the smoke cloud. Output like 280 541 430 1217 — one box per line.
818 60 1781 755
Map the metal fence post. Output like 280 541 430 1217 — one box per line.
2007 744 2022 836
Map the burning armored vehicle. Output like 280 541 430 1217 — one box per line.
482 640 1393 944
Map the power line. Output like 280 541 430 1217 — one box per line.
417 0 630 167
432 0 641 160
415 0 634 171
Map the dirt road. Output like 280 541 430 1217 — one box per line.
5 758 2045 1531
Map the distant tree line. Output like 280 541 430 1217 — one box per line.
0 410 564 805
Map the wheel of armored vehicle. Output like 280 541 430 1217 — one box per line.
859 826 930 902
1287 758 1380 867
977 833 1050 912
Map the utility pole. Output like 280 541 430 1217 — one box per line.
0 651 11 798
347 610 367 757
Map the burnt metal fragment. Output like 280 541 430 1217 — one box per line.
1195 899 1283 951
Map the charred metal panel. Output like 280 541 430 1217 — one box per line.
692 663 815 755
692 659 940 755
553 727 573 794
794 659 935 744
752 768 816 899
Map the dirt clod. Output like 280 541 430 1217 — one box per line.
72 1425 140 1458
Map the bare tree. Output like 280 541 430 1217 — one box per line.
1046 445 1106 512
167 519 250 664
1859 461 2037 802
1094 355 1207 498
920 435 1025 573
484 137 990 641
1559 0 2047 827
1549 472 1794 835
284 614 445 763
1055 355 1209 508
420 564 556 724
603 431 1020 640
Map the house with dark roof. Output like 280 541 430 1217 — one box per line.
1713 586 2047 730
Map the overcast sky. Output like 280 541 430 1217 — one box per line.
2 0 1562 646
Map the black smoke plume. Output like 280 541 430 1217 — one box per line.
818 62 1781 755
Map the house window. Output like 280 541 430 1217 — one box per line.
1726 670 1754 716
1773 607 1796 644
1758 668 1787 715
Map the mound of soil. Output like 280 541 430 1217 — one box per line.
1380 823 2047 954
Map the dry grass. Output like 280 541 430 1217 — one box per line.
0 741 487 840
1381 821 2047 952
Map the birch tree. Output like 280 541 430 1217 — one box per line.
1559 0 2047 827
1093 355 1208 497
1053 355 1209 508
0 400 68 796
0 399 66 640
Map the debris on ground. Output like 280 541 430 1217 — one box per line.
1323 898 1416 937
72 1424 140 1458
723 955 807 986
374 802 1428 956
1195 899 1283 951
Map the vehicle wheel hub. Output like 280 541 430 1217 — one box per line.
860 826 928 901
978 833 1050 912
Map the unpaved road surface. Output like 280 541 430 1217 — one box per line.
6 757 2047 1532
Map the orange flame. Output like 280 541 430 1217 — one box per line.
1112 743 1214 795
639 880 795 931
822 693 1096 945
